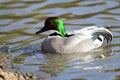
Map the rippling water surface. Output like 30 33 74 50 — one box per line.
0 0 120 80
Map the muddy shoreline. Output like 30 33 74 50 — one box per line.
0 52 38 80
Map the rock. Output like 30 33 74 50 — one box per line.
0 69 38 80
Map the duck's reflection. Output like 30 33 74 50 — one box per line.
40 45 112 76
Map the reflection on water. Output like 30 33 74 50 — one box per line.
40 46 112 76
0 0 120 80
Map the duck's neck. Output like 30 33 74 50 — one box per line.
58 25 67 37
55 20 66 37
52 19 67 37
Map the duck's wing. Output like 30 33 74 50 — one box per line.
63 34 106 53
63 27 113 53
68 26 113 43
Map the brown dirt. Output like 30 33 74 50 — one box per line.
0 52 38 80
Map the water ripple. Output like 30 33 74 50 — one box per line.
0 0 120 80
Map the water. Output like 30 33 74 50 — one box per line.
0 0 120 80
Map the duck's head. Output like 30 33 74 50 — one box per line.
35 17 67 37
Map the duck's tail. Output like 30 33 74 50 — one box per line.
92 27 113 43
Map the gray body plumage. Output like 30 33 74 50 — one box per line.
41 26 112 54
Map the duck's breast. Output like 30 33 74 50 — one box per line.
41 36 64 54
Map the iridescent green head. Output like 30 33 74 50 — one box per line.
36 17 67 37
